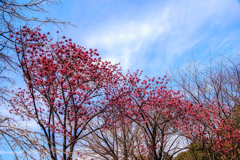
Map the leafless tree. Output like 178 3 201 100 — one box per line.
0 0 75 70
78 113 142 160
0 115 52 159
166 54 240 123
166 54 240 159
0 0 76 72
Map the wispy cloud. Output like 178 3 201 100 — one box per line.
84 7 171 71
72 0 240 76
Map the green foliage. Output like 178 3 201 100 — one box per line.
174 151 193 160
174 142 209 160
174 149 206 160
174 142 229 160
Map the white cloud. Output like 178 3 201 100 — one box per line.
80 0 240 76
84 7 171 71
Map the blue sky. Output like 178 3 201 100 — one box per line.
36 0 240 77
2 0 240 159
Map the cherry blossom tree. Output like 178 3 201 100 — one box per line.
0 1 75 158
8 26 125 160
77 70 190 160
114 71 189 160
6 26 240 160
